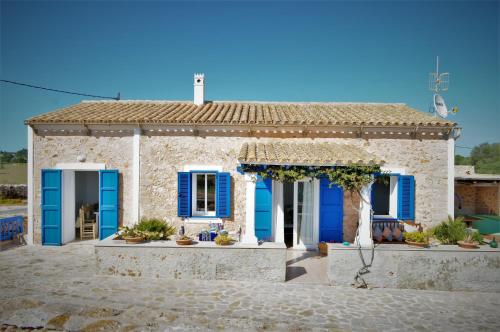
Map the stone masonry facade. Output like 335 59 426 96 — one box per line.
33 135 133 244
33 133 450 243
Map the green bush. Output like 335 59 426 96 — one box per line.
134 218 176 240
430 216 467 244
404 231 429 244
214 233 234 245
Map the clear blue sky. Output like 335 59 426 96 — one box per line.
1 1 498 154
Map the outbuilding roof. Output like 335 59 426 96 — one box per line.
25 100 455 128
238 142 383 166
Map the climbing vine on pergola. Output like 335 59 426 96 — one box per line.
239 164 387 194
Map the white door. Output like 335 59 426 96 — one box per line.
293 180 315 249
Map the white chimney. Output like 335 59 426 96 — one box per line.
193 73 205 105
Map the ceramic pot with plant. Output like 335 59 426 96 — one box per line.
176 235 193 245
215 233 234 246
404 230 429 248
458 233 480 249
120 226 145 244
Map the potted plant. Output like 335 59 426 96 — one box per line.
120 226 145 244
214 233 234 246
457 231 481 249
176 235 193 245
404 230 429 248
318 241 328 256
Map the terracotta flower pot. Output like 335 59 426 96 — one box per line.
176 239 193 245
457 241 479 249
405 240 429 248
123 236 145 244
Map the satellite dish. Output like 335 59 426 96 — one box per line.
433 94 448 118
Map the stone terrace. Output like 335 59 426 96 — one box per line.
1 242 499 331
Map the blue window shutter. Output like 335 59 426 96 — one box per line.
216 172 231 218
397 175 415 220
99 170 119 240
41 169 62 246
178 172 191 217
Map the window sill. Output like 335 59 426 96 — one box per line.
373 215 398 221
185 218 222 224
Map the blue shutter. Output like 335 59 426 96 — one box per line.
178 172 191 217
398 175 415 221
319 178 344 242
216 172 231 218
255 177 272 241
99 170 119 240
41 169 62 245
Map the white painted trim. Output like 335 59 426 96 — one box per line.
373 175 399 219
447 138 455 218
62 170 75 244
27 126 34 245
354 183 374 248
242 174 258 244
55 163 105 170
191 173 217 217
273 181 284 243
380 166 406 175
183 165 223 172
132 127 141 224
313 178 320 246
185 218 222 224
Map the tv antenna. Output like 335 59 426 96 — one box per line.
428 56 458 118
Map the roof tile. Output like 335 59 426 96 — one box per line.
25 100 456 127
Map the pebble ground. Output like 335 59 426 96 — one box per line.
1 242 499 331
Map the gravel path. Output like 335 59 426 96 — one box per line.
1 242 499 331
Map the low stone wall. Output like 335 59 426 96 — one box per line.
96 239 287 282
328 243 500 292
0 184 27 199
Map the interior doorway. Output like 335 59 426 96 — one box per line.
283 182 294 248
62 170 99 243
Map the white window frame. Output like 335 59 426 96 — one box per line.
373 167 406 220
191 172 217 217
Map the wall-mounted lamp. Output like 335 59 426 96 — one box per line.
77 154 86 162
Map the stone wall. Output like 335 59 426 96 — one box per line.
476 185 499 215
33 135 133 244
139 136 449 235
33 133 450 242
95 239 287 282
455 185 476 215
328 243 500 292
455 184 500 215
0 184 27 199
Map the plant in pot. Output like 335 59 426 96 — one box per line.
120 226 145 244
457 230 482 249
404 230 430 248
214 233 234 246
430 216 467 245
136 218 176 240
176 235 193 245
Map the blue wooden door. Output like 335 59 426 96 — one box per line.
319 178 343 242
99 170 119 240
255 177 272 241
41 169 62 245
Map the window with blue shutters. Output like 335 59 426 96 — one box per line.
177 170 231 218
372 174 415 221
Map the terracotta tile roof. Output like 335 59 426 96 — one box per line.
238 142 383 166
26 100 455 127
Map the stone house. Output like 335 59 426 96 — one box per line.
25 74 459 247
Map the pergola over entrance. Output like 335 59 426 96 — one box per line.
237 141 384 248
